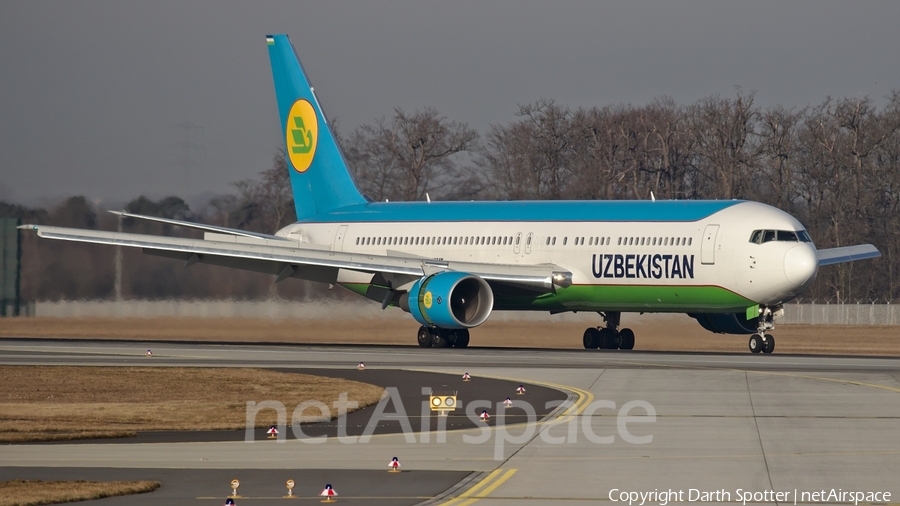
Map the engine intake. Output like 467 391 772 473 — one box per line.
401 272 494 329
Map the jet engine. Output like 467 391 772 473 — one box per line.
690 312 758 334
399 272 494 329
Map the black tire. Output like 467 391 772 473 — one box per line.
583 328 600 349
748 334 763 354
598 328 618 349
453 329 470 348
417 326 433 348
619 328 635 350
431 329 450 348
763 334 775 354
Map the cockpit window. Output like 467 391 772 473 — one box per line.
749 229 812 244
778 230 798 242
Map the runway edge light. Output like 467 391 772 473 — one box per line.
320 483 338 502
267 425 278 439
229 479 241 498
388 456 402 473
284 479 295 498
357 361 365 370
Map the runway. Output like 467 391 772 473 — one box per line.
2 339 899 505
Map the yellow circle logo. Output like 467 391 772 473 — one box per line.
285 99 318 173
423 291 433 309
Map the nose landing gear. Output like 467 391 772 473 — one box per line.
583 312 634 350
748 305 778 354
748 333 775 354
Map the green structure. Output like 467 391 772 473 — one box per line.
1 218 22 316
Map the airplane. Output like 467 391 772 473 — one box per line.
21 34 881 354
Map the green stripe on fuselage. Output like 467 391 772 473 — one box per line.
340 283 752 313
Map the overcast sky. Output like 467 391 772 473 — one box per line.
1 1 898 207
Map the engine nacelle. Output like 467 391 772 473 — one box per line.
690 312 758 335
400 272 494 329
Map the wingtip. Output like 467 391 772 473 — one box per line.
17 224 38 231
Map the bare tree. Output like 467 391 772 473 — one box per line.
348 107 478 201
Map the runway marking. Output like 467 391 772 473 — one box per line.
495 449 900 462
409 368 595 420
441 468 518 506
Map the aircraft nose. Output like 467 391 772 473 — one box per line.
784 244 818 288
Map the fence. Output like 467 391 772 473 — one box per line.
28 300 900 325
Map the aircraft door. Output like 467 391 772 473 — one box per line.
514 232 522 254
525 233 533 254
701 225 719 265
333 225 348 252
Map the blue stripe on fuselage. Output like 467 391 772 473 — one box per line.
298 200 742 224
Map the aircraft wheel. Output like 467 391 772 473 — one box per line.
452 329 470 348
762 334 775 354
619 328 635 350
748 334 763 354
431 329 450 348
583 328 601 349
417 326 433 348
598 328 618 349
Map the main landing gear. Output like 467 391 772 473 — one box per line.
583 312 634 350
417 326 470 349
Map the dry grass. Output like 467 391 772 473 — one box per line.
0 316 898 355
0 366 384 443
0 480 159 506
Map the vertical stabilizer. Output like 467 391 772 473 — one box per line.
266 34 366 220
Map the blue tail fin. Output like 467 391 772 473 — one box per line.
266 34 366 220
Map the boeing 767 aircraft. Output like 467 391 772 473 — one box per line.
23 34 881 354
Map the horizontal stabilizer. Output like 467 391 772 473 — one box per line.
817 244 881 266
108 210 287 241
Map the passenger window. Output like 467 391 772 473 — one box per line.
515 236 520 245
563 237 568 246
688 237 692 246
617 237 622 245
527 235 532 245
676 238 680 246
552 237 556 246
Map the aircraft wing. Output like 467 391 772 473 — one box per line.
817 244 881 266
20 224 567 292
108 210 288 241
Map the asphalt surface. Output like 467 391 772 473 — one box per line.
0 466 473 505
17 368 565 445
2 338 899 505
